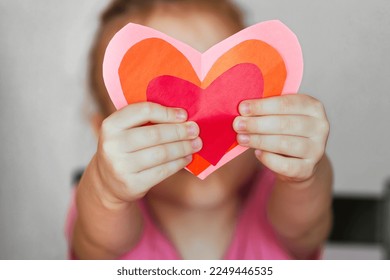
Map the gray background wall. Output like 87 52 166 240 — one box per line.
0 0 389 259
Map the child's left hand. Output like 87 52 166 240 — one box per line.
233 94 330 183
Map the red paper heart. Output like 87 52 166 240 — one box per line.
147 63 264 165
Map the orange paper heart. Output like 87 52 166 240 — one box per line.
118 38 286 176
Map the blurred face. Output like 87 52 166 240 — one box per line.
96 6 260 208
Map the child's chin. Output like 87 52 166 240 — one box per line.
179 185 233 209
150 172 237 210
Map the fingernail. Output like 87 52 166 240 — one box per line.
235 119 247 131
237 134 250 145
191 138 203 151
185 155 193 163
186 122 198 137
240 102 250 115
176 109 187 121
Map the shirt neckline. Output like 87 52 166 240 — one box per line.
139 170 263 260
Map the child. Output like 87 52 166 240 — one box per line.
66 0 333 260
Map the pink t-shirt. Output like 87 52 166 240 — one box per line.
65 167 319 260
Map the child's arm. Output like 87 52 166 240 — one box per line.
72 102 201 259
234 94 332 259
267 154 332 259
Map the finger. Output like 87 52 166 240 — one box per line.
234 115 321 138
135 156 193 189
237 134 313 159
129 138 202 172
239 94 326 119
117 122 199 152
103 102 188 132
255 151 313 180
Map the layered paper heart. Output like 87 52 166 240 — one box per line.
103 20 303 179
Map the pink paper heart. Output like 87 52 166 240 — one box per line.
103 20 303 179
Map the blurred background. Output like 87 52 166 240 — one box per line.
0 0 389 259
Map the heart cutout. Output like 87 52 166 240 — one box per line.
103 20 303 179
147 63 264 166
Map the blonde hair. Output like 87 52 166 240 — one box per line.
90 0 245 115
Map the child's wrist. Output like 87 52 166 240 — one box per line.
277 173 317 191
276 165 319 190
86 156 134 212
276 155 329 191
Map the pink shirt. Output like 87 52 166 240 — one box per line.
65 168 319 259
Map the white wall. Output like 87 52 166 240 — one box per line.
0 0 106 259
0 0 389 259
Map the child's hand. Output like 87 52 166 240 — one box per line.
234 94 330 183
94 102 202 205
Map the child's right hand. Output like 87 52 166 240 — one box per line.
93 102 202 206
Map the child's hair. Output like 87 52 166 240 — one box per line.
89 0 245 116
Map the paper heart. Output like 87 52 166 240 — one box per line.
103 20 303 179
147 63 264 166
